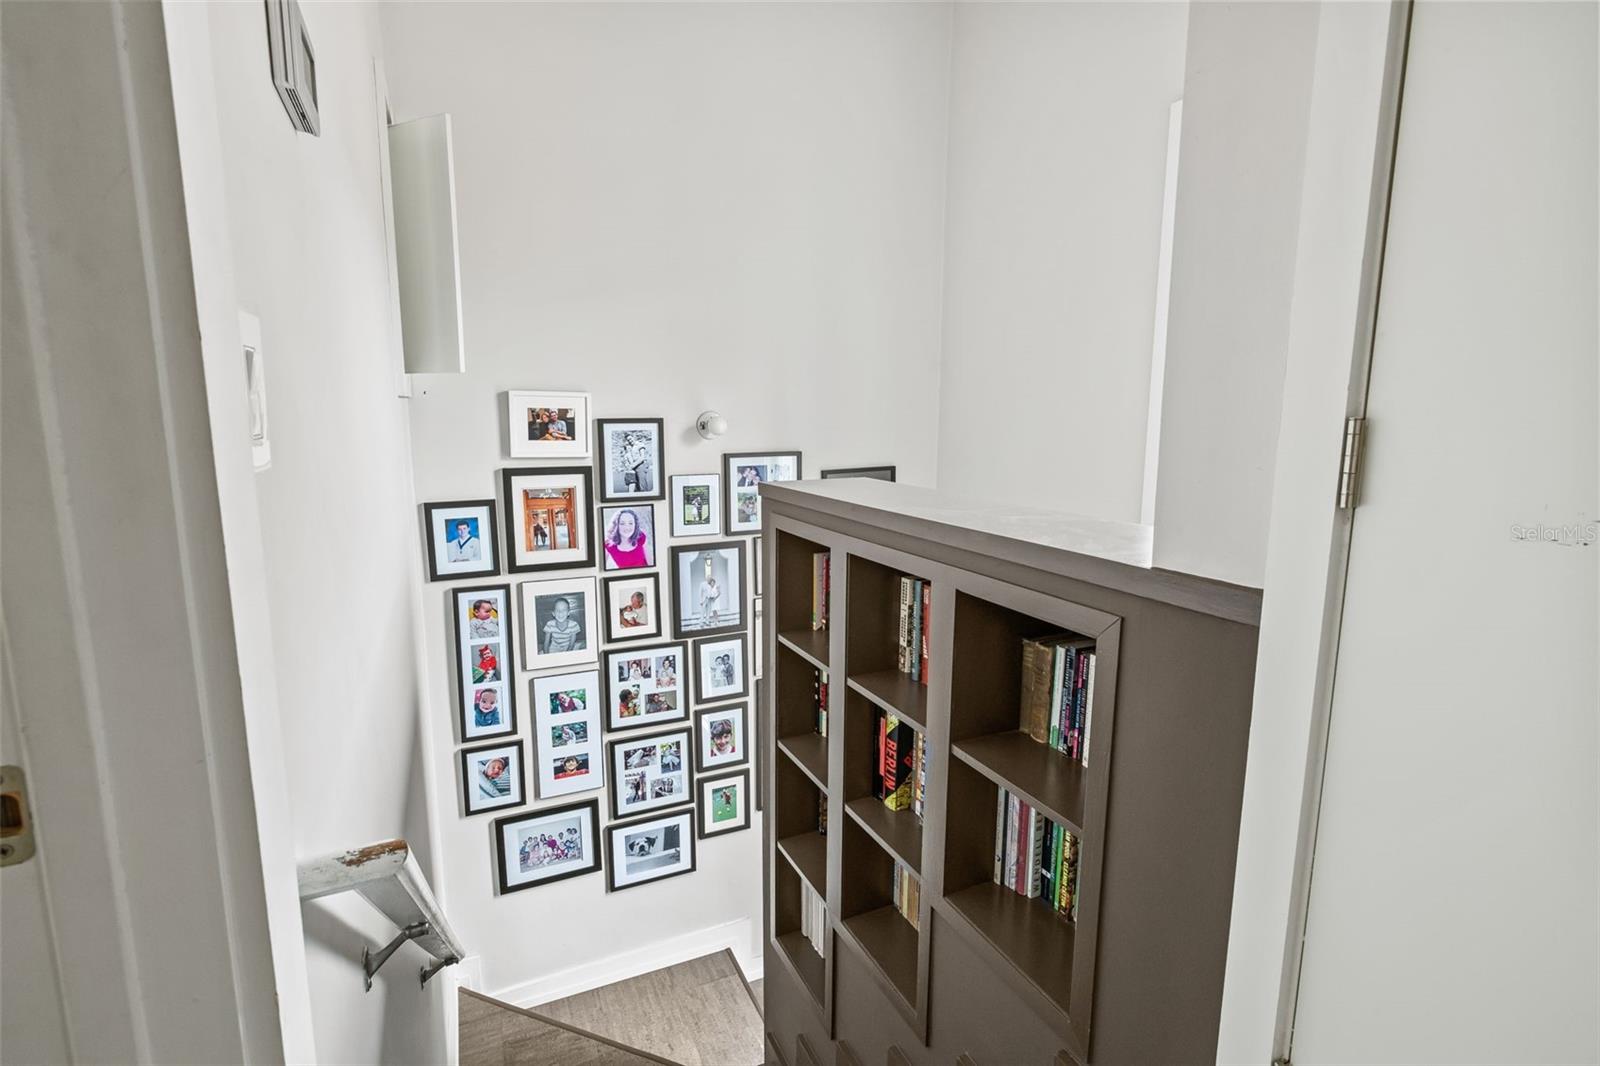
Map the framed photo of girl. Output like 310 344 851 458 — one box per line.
692 634 749 705
694 701 748 774
596 418 665 503
530 669 605 799
519 575 597 672
502 466 595 574
506 390 591 460
605 642 688 732
423 499 499 581
670 473 721 538
722 451 801 536
602 573 664 644
460 739 526 816
697 769 751 838
670 541 746 640
600 504 657 572
452 585 517 742
494 799 602 895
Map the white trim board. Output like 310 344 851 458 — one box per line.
489 918 762 1009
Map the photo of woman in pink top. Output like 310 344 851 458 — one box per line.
603 507 654 570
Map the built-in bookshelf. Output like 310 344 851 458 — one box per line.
760 480 1263 1066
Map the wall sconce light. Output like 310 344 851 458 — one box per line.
696 411 728 440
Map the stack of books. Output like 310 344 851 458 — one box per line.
891 865 921 930
873 710 919 814
1018 635 1096 765
896 577 931 684
799 880 828 957
992 789 1080 923
812 552 831 631
814 667 829 737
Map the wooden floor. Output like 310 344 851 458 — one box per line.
460 951 764 1066
537 950 764 1066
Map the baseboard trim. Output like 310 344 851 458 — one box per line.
488 917 762 1009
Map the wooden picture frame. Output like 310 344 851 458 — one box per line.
596 418 667 503
423 499 500 581
694 701 749 774
494 799 602 894
501 466 595 574
606 808 696 892
460 739 526 816
697 769 752 838
453 585 517 742
693 634 750 705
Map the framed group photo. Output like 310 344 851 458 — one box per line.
607 727 691 821
723 451 801 535
423 499 499 581
694 702 748 774
506 390 591 460
453 585 516 742
697 769 751 838
519 575 597 672
605 643 688 732
602 573 664 643
606 809 695 892
460 739 526 816
600 504 657 572
530 669 605 798
494 799 602 895
670 473 721 538
502 466 595 573
692 634 749 705
670 541 746 639
596 418 665 503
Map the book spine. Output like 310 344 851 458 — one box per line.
1022 640 1045 743
897 577 912 673
907 580 921 678
883 716 913 811
1004 793 1018 892
1058 647 1077 754
1081 653 1096 767
1028 806 1046 898
993 789 1005 883
1048 647 1065 749
919 584 931 685
875 708 887 799
1040 816 1055 905
822 554 830 629
1071 648 1089 760
906 875 920 930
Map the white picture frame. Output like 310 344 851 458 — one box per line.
520 575 598 672
530 669 605 798
506 390 591 459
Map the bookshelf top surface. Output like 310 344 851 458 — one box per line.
762 479 1261 626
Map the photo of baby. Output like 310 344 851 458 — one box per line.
604 574 661 643
467 598 500 639
470 643 501 683
472 688 501 729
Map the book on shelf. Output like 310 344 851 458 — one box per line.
818 793 827 835
910 731 926 818
875 708 916 812
800 879 828 957
812 552 831 631
814 667 829 737
895 577 933 684
891 864 920 930
993 788 1080 922
1018 634 1097 765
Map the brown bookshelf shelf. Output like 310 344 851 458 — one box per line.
843 798 922 878
776 930 827 1010
839 906 919 1015
778 733 829 792
778 629 831 671
778 831 828 895
943 881 1075 1018
844 671 927 732
951 731 1087 835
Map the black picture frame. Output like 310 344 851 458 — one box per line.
753 685 765 812
493 799 602 895
606 727 694 822
820 465 896 482
423 498 500 581
692 633 751 705
722 450 802 536
604 642 690 733
459 739 526 816
601 572 665 644
598 502 661 573
605 808 697 892
697 768 752 839
453 584 517 742
669 540 748 640
693 701 750 775
595 417 667 503
501 465 597 574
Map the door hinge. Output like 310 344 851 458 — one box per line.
1337 416 1366 510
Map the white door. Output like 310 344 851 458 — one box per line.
1290 2 1598 1063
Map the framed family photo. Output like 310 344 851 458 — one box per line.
530 669 604 798
670 541 746 639
460 740 526 816
606 809 695 892
602 573 663 643
506 390 590 460
502 466 594 573
694 702 748 774
423 499 499 581
596 418 665 503
820 465 896 482
605 643 688 732
607 727 691 821
692 634 749 704
519 576 597 672
600 504 657 572
670 474 721 538
697 769 751 838
494 799 602 894
723 451 801 535
453 585 516 742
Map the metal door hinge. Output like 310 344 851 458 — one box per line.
1337 416 1366 510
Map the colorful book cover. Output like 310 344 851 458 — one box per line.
882 715 915 811
919 583 931 685
896 577 912 673
1080 653 1096 767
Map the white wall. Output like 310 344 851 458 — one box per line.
1151 1 1322 588
170 2 451 1060
380 1 952 999
936 2 1189 524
